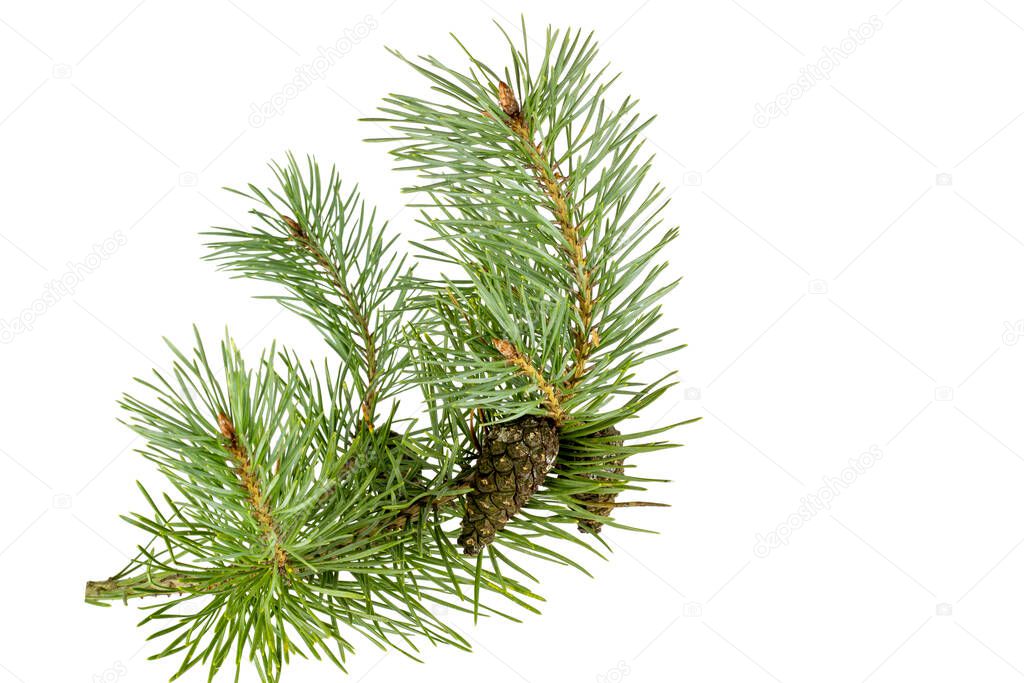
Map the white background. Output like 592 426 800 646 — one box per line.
1 1 1023 681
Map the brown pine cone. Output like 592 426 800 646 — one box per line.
572 426 624 534
457 415 559 555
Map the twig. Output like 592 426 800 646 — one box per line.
496 82 597 392
83 469 476 602
284 215 379 431
218 412 290 575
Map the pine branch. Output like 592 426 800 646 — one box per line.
84 471 477 602
281 214 381 429
84 330 543 677
205 154 409 432
370 22 681 417
83 20 693 683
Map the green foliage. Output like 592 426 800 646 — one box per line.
204 153 411 429
370 21 681 419
84 20 692 683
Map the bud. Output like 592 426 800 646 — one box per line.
217 412 235 441
282 216 305 239
497 81 520 118
492 337 516 360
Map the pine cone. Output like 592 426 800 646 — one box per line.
571 426 624 534
458 415 559 555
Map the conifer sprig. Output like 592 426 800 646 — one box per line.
204 154 410 431
83 21 694 682
370 20 681 418
86 331 542 679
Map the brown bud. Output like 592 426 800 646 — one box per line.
282 216 305 239
492 338 516 360
216 412 235 441
497 81 520 118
